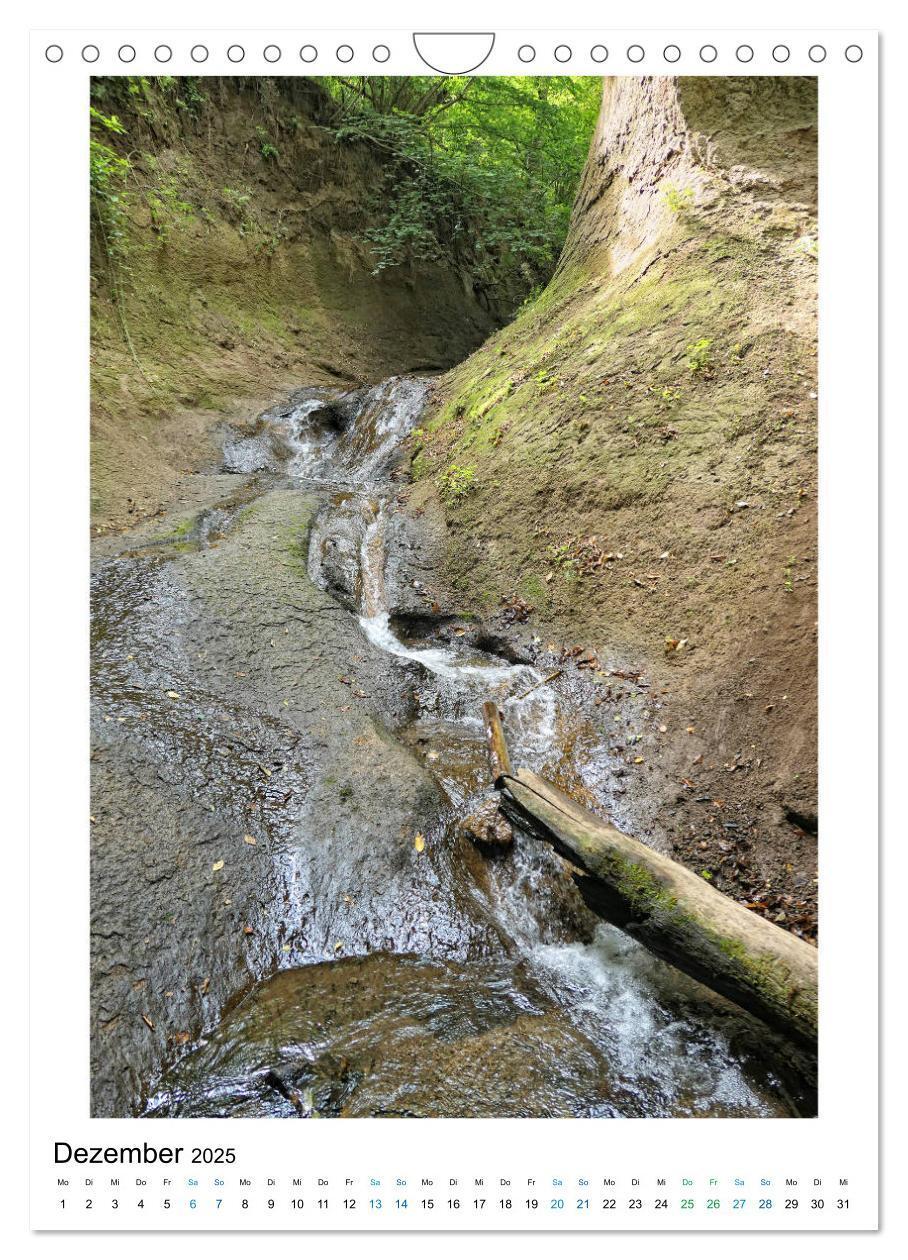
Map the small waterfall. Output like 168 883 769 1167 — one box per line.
231 374 798 1118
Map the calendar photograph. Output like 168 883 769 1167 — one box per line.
88 71 819 1121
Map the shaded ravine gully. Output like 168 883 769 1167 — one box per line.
90 378 812 1120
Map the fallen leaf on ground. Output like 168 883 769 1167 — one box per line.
166 690 180 699
414 834 426 853
243 834 257 846
142 1014 154 1030
212 859 224 872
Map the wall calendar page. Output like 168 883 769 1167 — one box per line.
19 0 889 1250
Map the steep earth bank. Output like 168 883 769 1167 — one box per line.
91 76 505 532
402 77 819 935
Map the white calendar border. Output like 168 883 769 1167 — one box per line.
24 1 879 1236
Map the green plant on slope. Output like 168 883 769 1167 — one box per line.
686 338 714 375
437 463 477 503
662 184 694 213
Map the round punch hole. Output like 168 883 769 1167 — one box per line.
554 44 572 63
372 44 390 63
736 44 754 62
336 44 354 63
772 45 790 63
845 45 863 63
264 45 281 63
300 44 318 63
808 45 826 63
118 45 136 63
663 45 681 63
82 44 100 63
627 44 645 63
517 44 536 63
591 45 608 63
699 44 717 63
45 44 63 62
154 45 172 63
227 45 245 63
190 45 208 63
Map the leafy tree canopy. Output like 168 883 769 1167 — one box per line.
319 76 601 299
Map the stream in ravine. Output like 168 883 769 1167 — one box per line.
91 377 812 1119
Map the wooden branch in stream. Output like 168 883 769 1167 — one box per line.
482 701 512 782
483 709 818 1048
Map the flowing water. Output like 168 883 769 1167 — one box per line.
94 377 811 1118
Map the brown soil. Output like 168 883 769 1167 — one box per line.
90 76 503 533
402 78 819 940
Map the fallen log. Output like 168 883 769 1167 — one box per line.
483 718 817 1048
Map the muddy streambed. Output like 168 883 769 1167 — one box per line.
90 377 813 1119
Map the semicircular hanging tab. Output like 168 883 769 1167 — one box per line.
412 32 495 75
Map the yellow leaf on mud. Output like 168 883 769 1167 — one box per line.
414 834 426 853
634 756 645 764
243 834 257 846
166 690 180 699
212 860 224 872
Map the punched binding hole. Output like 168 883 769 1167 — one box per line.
736 45 754 62
517 44 536 63
663 45 681 63
554 44 572 63
118 45 136 63
591 45 608 63
772 45 790 62
264 45 281 63
808 45 826 62
227 45 245 63
845 45 863 62
699 45 717 63
627 44 645 63
45 44 63 62
372 45 390 63
336 44 354 63
300 44 318 63
82 45 100 63
190 45 209 63
154 45 172 63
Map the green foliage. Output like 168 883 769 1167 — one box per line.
437 463 477 502
662 184 694 213
89 108 131 268
319 75 600 298
256 127 280 161
686 337 714 374
146 172 196 240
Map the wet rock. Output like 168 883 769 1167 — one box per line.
143 954 618 1119
221 429 286 474
90 487 505 1116
460 798 513 851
